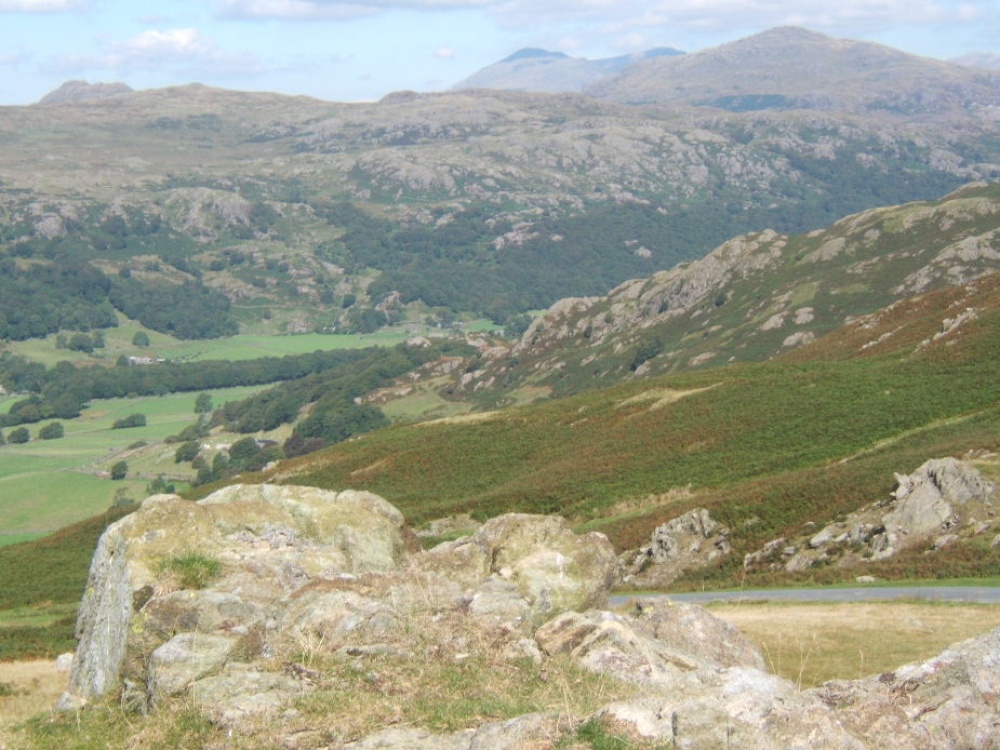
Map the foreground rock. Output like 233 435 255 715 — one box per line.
56 483 999 749
59 484 618 714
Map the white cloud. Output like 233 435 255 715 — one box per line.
434 46 455 59
0 50 30 65
211 0 989 37
47 27 264 78
214 0 378 21
0 0 87 10
215 0 501 21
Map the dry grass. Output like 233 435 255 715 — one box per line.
0 660 68 733
4 602 999 748
617 385 718 411
708 601 1000 688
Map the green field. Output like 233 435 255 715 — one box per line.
5 321 426 367
0 386 264 534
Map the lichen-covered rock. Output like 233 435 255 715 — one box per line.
473 514 619 623
188 664 310 726
148 633 238 701
535 599 764 688
599 667 866 750
61 484 410 709
59 485 620 723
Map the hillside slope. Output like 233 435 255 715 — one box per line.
238 272 1000 580
451 46 683 93
458 182 1000 403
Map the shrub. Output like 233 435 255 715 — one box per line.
8 426 29 444
110 460 128 480
38 422 65 440
174 440 201 463
112 413 147 429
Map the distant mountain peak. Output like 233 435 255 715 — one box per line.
455 45 686 94
38 80 133 106
501 48 569 63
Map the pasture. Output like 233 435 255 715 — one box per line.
0 385 263 535
4 316 447 368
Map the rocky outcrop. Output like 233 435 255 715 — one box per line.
57 482 999 748
622 507 732 586
744 457 997 573
58 484 619 715
811 627 1000 750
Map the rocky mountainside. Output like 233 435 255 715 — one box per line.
451 46 683 93
458 182 1000 403
1 28 996 334
37 482 1000 750
587 27 999 114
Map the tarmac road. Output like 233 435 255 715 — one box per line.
611 585 1000 606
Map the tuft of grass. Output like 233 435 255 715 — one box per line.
154 553 222 590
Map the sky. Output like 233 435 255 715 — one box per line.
0 0 996 105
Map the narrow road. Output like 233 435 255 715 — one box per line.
611 586 1000 606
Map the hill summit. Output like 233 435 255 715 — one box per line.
37 80 133 106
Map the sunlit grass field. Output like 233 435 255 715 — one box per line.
0 385 263 536
5 320 420 368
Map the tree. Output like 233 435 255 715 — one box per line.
194 392 213 414
38 421 65 440
0 430 5 445
246 445 285 472
68 333 94 353
146 475 175 495
8 426 29 444
112 413 147 429
110 460 128 480
174 440 201 464
228 436 261 469
132 331 150 347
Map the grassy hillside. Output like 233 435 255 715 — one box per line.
244 277 999 572
0 385 266 536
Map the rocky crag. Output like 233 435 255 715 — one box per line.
744 457 998 575
54 483 999 748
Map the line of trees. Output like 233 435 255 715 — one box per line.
0 257 239 343
0 346 379 428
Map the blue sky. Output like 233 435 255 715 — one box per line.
0 0 996 105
